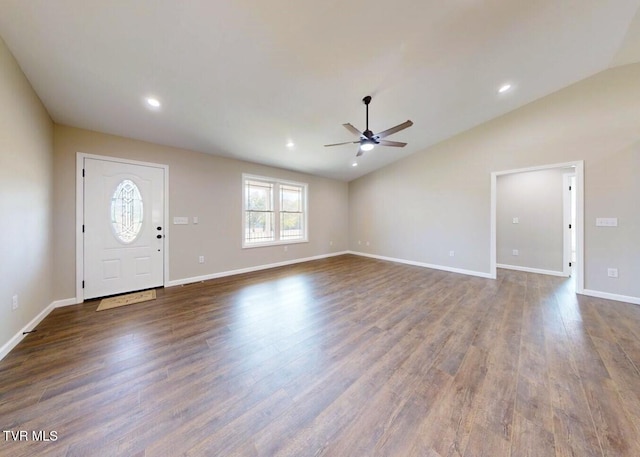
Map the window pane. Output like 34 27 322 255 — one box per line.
247 180 273 211
281 185 302 212
281 212 303 240
245 211 274 243
111 179 143 243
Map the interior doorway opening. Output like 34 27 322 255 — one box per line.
490 160 584 294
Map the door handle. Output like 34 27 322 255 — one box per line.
156 234 162 239
157 226 162 231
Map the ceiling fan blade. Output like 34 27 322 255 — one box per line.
378 140 407 147
375 120 413 139
343 123 363 137
324 141 360 147
356 148 364 157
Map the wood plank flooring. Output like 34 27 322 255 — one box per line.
1 254 639 456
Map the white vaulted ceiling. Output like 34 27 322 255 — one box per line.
1 1 639 180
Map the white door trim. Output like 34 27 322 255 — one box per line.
76 153 170 302
490 160 584 293
562 172 576 278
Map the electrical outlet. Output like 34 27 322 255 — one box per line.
193 216 199 224
512 249 519 256
366 241 370 246
512 217 519 224
198 256 204 264
329 241 333 246
12 294 18 311
449 251 455 257
607 268 618 278
284 246 288 252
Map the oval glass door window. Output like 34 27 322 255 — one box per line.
111 179 144 243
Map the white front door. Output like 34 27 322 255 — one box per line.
83 157 165 299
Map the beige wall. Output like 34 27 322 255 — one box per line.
497 168 568 272
349 63 640 299
53 125 349 300
0 37 54 350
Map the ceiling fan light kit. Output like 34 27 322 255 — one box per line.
360 141 375 151
325 95 413 158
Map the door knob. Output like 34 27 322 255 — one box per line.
156 234 162 239
157 226 162 231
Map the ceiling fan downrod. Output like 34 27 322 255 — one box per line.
363 95 372 138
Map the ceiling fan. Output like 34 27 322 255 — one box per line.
324 95 413 157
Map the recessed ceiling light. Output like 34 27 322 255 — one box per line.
498 83 512 94
352 162 358 167
286 141 295 148
146 97 161 108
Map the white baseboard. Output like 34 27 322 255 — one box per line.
497 263 567 277
53 297 79 308
0 297 78 362
348 251 494 279
166 251 350 287
581 289 640 306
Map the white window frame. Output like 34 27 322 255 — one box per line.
242 173 308 248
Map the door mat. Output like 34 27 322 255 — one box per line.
96 289 156 311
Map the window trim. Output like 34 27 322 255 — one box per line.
242 173 308 248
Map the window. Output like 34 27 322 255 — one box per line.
243 174 307 247
244 179 274 244
111 179 144 243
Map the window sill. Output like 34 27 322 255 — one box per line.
242 239 309 249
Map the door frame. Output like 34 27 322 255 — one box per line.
562 172 576 277
76 153 170 302
490 160 584 294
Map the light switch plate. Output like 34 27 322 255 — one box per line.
173 216 189 225
596 217 618 227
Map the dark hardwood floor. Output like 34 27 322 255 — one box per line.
1 255 639 456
